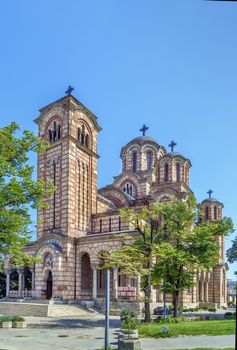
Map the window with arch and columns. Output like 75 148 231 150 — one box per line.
146 151 152 170
48 119 61 143
132 152 137 173
176 162 181 182
164 162 169 182
77 124 90 149
123 183 133 196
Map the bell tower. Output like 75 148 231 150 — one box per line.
35 88 101 239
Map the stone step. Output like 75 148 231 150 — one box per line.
48 304 90 317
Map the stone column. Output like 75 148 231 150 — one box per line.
113 268 118 301
30 267 35 290
16 267 24 298
5 269 11 297
92 266 97 300
201 281 204 302
205 281 209 302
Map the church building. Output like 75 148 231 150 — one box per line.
4 89 227 309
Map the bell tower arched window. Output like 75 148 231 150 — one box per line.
48 119 61 143
165 163 169 182
132 152 137 173
147 151 152 170
77 124 90 149
157 165 160 183
176 163 180 182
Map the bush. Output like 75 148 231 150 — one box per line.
120 308 137 323
11 316 25 322
208 308 217 313
0 316 12 323
224 312 234 320
156 316 187 324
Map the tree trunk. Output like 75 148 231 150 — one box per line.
173 291 179 318
144 274 151 323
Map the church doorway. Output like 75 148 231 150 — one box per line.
46 271 53 299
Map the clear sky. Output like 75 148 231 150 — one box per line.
0 0 236 278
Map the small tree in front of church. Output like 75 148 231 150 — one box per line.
104 195 234 321
0 122 53 266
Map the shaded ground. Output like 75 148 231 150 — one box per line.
0 315 235 350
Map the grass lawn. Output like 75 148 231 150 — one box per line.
174 349 234 350
138 319 235 338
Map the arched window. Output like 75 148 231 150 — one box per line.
53 121 57 141
77 127 81 142
49 129 52 142
123 183 133 196
132 152 137 173
214 206 217 220
81 125 85 145
176 163 180 182
85 134 89 148
57 125 61 140
146 151 152 170
165 163 169 182
205 207 209 220
157 165 160 183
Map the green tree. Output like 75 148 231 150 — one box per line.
104 196 233 321
226 236 237 263
0 122 52 266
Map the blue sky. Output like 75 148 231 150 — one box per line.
0 0 236 278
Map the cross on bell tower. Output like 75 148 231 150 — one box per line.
207 189 213 199
169 140 177 152
140 124 149 136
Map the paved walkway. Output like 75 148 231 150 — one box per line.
0 316 234 350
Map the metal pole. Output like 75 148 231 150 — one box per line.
163 283 167 320
235 272 237 350
105 269 110 350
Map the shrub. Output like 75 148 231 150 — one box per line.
0 316 12 323
120 308 137 323
156 316 187 323
208 308 217 313
11 316 25 322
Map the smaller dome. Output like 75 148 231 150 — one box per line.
129 135 160 146
201 197 222 205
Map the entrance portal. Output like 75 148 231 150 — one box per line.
46 271 53 299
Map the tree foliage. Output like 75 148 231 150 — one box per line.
104 195 234 320
226 236 237 264
0 122 52 266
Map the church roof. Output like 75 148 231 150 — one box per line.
201 197 223 206
161 151 192 166
35 93 102 132
120 135 164 158
130 135 160 145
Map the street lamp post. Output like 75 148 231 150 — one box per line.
104 269 110 350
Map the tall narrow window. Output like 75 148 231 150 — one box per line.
205 207 209 220
118 216 121 231
129 185 132 196
85 134 89 148
214 206 217 220
165 163 169 182
147 151 152 170
49 129 52 142
109 218 112 232
99 219 102 233
132 152 137 173
77 127 81 142
81 125 85 145
57 125 61 140
157 166 160 183
176 163 180 182
53 121 57 141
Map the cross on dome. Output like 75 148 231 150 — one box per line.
65 85 74 95
140 124 149 136
207 189 213 199
169 140 177 152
